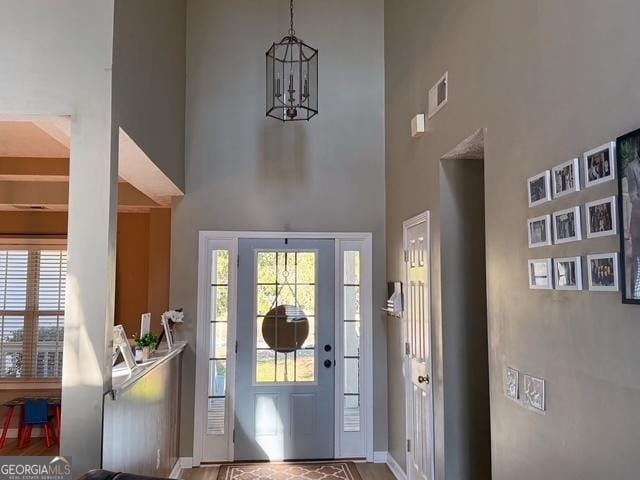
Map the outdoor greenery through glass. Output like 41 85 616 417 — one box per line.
255 251 316 383
208 250 229 435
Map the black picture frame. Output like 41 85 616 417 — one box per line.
616 128 640 304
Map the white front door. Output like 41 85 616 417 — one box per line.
403 213 435 480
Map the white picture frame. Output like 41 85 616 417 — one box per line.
584 141 616 188
585 196 617 239
113 324 137 373
527 171 552 207
587 252 619 292
528 214 552 248
162 316 174 349
528 258 553 290
554 256 583 291
552 206 582 244
552 158 581 198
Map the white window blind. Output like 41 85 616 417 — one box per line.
0 249 67 379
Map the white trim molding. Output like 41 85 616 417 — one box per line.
373 451 388 463
193 231 374 464
387 453 408 480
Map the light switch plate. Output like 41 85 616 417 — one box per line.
504 367 519 401
522 374 545 413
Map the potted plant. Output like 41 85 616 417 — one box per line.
134 332 160 362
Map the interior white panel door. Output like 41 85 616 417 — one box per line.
404 214 434 480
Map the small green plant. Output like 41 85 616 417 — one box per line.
134 332 160 349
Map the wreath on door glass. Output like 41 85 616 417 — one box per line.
262 252 309 353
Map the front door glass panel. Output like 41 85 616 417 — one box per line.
255 251 316 383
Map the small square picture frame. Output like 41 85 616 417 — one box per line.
528 258 553 290
552 158 581 198
585 196 617 239
587 252 619 292
584 142 616 188
527 170 552 207
552 206 582 244
554 256 583 291
528 214 552 248
504 367 519 401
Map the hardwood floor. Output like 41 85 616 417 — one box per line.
0 437 59 456
180 463 395 480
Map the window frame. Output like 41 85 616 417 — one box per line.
0 239 67 386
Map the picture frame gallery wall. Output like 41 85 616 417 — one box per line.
525 134 632 296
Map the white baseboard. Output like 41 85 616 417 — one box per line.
169 457 194 479
169 459 182 479
373 451 388 463
386 453 407 480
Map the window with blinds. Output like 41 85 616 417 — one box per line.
0 249 67 379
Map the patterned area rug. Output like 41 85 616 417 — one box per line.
216 462 363 480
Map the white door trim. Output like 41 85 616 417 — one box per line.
193 231 374 465
402 213 436 480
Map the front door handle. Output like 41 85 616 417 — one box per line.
418 375 429 384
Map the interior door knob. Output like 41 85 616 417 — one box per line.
418 375 429 384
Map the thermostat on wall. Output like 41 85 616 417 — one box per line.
411 113 425 138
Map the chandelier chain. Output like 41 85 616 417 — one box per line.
289 0 295 35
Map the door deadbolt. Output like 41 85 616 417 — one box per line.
418 375 429 384
324 359 333 368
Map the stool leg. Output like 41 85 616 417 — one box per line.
18 425 32 449
0 406 14 449
44 424 52 448
55 406 61 443
16 405 24 445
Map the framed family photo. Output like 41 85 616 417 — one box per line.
528 214 552 248
553 206 582 244
616 128 640 303
554 256 583 291
584 142 616 188
587 253 619 292
552 158 580 198
528 258 553 290
585 196 617 239
528 171 551 207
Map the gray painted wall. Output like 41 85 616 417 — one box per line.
386 1 640 479
173 0 387 457
112 0 186 190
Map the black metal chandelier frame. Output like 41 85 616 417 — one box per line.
266 0 318 122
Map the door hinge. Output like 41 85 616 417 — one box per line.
235 341 238 354
407 439 411 452
237 254 240 268
405 342 411 355
233 429 235 443
404 250 409 263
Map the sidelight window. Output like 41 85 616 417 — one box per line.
207 250 229 435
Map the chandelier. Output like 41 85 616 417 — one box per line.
266 0 318 121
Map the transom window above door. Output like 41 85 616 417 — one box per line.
255 250 317 384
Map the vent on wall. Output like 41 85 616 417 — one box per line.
428 72 448 118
